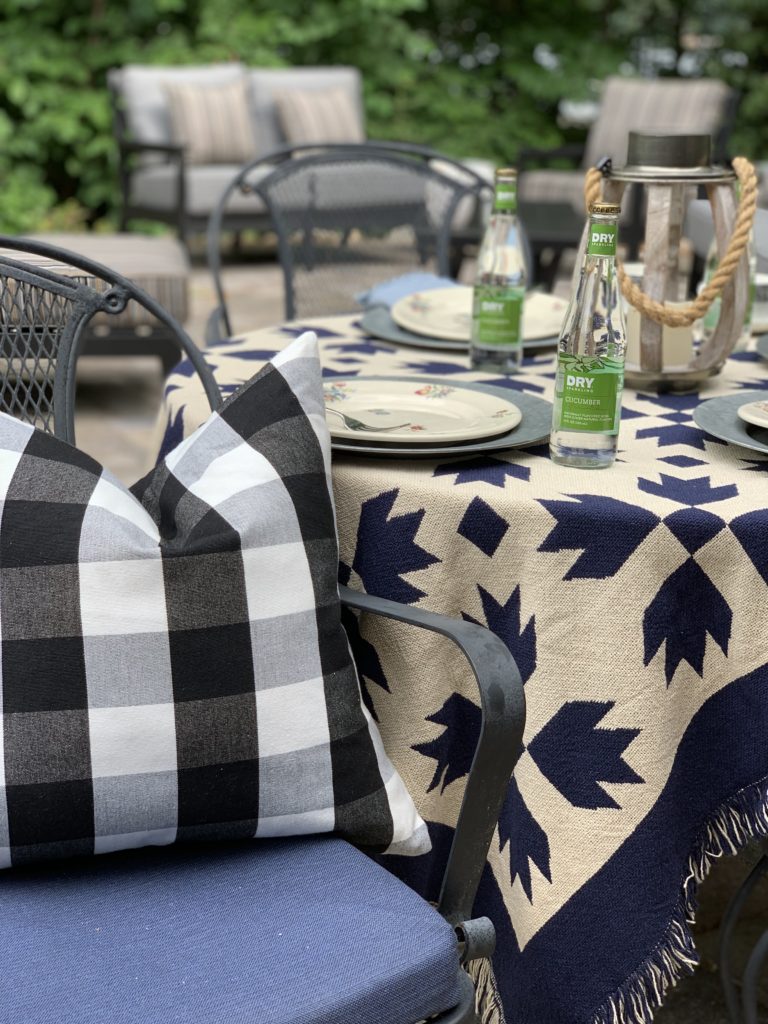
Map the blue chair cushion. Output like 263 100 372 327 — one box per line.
0 836 463 1024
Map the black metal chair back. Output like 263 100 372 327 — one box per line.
207 142 497 336
0 236 221 444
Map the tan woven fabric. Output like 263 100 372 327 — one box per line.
275 87 365 145
156 315 768 1024
166 77 257 165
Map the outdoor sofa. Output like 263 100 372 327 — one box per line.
109 63 493 245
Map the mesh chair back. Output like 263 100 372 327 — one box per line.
0 237 221 444
208 143 493 326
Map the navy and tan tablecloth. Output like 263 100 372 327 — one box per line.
157 315 768 1024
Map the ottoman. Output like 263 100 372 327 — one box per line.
30 232 191 373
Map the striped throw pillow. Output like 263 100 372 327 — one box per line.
275 87 365 145
165 78 257 165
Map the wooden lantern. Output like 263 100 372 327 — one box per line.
594 132 754 390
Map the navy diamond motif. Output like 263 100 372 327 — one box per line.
279 325 342 339
638 473 738 506
352 489 440 603
658 455 707 468
644 558 731 683
635 422 709 449
401 360 468 375
621 406 647 420
528 701 643 809
730 350 763 362
538 494 660 579
413 693 480 793
663 507 725 554
434 456 530 488
463 584 537 684
498 778 551 903
731 510 768 585
637 392 702 412
457 497 509 556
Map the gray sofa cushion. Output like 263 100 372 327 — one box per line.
130 164 272 218
129 161 428 223
110 64 246 147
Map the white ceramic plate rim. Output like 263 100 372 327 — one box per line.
737 398 768 429
390 287 566 343
323 378 521 443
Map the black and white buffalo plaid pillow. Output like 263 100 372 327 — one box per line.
0 331 428 867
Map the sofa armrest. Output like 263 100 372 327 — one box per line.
339 584 526 927
115 141 188 238
120 141 186 158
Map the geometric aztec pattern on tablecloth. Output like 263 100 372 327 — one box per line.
159 318 768 1024
0 332 428 869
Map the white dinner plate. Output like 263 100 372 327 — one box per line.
323 378 521 444
390 286 568 343
737 398 768 429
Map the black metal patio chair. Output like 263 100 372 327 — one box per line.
0 236 220 442
0 234 526 1024
719 840 768 1024
205 141 497 339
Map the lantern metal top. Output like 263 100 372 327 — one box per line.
609 131 735 184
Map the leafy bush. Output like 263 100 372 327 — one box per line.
0 0 763 232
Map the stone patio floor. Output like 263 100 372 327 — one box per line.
73 257 768 1023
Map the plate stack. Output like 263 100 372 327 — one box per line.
325 375 553 458
361 286 567 353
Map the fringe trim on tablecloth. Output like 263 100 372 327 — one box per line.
589 776 768 1024
468 956 507 1024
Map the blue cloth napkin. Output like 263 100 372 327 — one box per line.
355 272 460 309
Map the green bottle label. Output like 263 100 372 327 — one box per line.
554 353 624 434
494 183 517 213
587 223 618 258
473 285 524 347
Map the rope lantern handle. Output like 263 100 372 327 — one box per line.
583 157 758 328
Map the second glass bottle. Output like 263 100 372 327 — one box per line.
470 168 527 374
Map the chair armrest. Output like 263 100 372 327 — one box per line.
518 142 584 172
339 584 526 926
205 304 231 345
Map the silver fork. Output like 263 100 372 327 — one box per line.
325 407 411 432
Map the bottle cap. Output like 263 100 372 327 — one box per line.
495 167 517 179
589 202 621 215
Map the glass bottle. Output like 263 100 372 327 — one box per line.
469 168 526 374
550 202 626 469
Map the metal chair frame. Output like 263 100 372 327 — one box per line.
206 141 494 339
719 840 768 1024
0 233 526 1023
0 235 221 443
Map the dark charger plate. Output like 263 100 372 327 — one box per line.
693 389 768 455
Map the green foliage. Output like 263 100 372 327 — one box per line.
0 0 763 232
